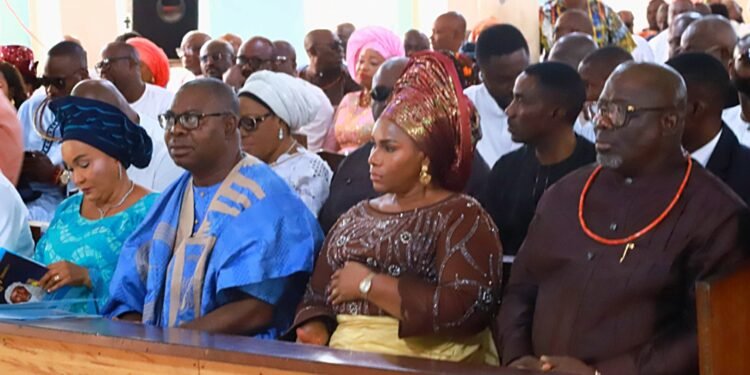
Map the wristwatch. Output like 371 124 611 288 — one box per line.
358 273 376 297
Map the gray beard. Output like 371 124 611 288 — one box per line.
597 153 623 169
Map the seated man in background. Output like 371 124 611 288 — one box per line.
200 39 235 80
104 79 323 338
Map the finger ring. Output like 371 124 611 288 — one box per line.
53 275 60 282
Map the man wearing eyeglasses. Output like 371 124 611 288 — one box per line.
271 40 333 152
300 29 360 106
104 78 323 339
16 41 89 222
496 62 749 374
199 39 235 80
176 30 210 77
237 37 274 81
98 42 174 121
576 46 634 143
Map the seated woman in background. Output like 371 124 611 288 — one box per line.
292 52 503 365
238 71 332 216
34 96 157 313
324 26 404 154
0 61 28 109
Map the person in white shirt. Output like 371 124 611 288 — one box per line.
71 80 184 192
237 71 332 216
0 172 34 257
465 24 528 167
577 46 633 143
97 42 174 121
270 41 334 152
17 41 89 222
724 34 750 147
650 0 695 63
668 52 750 204
667 12 702 60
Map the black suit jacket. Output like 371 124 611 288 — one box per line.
317 142 490 234
705 124 750 205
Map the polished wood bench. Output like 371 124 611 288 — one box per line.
0 318 544 374
697 261 750 375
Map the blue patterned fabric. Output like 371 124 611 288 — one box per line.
48 96 153 169
34 193 158 313
103 156 323 339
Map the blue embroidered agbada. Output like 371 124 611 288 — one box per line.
103 156 323 339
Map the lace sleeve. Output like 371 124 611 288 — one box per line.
275 151 333 216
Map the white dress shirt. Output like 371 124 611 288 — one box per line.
631 34 655 63
464 83 521 167
649 29 670 63
127 114 184 192
0 172 34 257
722 105 750 147
690 129 722 167
130 84 175 120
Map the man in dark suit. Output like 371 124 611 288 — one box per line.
668 52 750 204
318 56 490 233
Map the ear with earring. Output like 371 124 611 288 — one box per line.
278 126 284 140
419 160 432 186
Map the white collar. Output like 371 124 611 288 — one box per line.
691 129 723 167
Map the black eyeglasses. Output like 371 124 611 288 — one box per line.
176 46 200 58
200 52 233 63
40 71 79 90
238 113 273 132
371 86 392 102
236 56 271 70
159 111 234 132
94 56 132 74
592 100 673 128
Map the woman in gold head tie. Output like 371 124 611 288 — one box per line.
290 51 502 365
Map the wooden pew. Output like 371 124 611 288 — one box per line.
0 319 547 374
697 262 750 375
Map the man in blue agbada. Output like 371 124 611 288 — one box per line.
104 78 323 338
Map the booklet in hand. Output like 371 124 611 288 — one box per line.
0 248 66 304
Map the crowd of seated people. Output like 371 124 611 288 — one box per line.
0 2 749 373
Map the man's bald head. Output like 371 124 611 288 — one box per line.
304 29 343 73
578 46 633 101
648 0 668 30
178 78 239 115
670 0 695 24
219 33 242 55
71 79 139 123
548 32 598 69
99 42 142 93
694 2 711 16
432 11 467 52
180 31 211 75
336 23 356 54
618 11 635 33
404 29 430 57
554 9 594 41
238 37 274 78
200 39 235 80
272 40 297 76
597 62 687 174
371 57 409 120
680 15 738 66
669 12 702 58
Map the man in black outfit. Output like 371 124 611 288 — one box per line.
667 52 750 204
482 62 596 260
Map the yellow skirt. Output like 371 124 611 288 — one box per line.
328 315 499 365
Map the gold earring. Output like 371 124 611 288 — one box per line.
419 162 432 186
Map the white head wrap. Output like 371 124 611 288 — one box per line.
237 70 317 131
